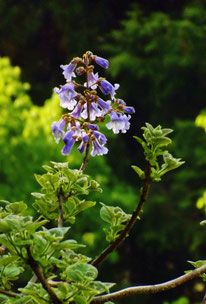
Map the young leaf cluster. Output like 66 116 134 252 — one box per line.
0 163 116 304
32 162 102 224
133 123 185 181
187 260 206 282
100 203 131 243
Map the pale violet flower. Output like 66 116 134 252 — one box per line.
61 123 81 155
99 80 119 99
123 106 135 114
84 72 99 89
72 122 82 138
93 130 107 145
81 103 102 121
106 111 131 134
88 124 99 130
51 119 66 143
94 56 109 69
52 52 135 158
78 131 89 154
54 83 77 110
60 61 76 81
114 99 126 105
97 98 111 115
91 138 108 156
61 129 75 155
70 103 84 119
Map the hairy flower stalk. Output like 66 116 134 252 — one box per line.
52 51 135 169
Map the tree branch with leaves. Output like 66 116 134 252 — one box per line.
0 51 205 304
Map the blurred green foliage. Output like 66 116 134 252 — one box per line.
0 57 65 202
163 296 190 304
104 3 206 303
196 110 206 132
106 2 206 127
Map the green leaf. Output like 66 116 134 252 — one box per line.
62 167 77 183
150 136 172 148
159 153 185 176
91 281 115 294
72 184 89 196
42 165 55 173
54 240 85 250
131 165 145 179
0 234 10 247
100 205 113 224
34 173 59 190
66 263 98 282
161 128 173 136
5 216 21 231
50 257 67 268
112 224 125 235
5 201 27 215
73 295 87 304
188 260 206 268
33 234 48 255
76 201 96 213
0 295 8 304
14 239 33 246
87 180 102 192
0 219 12 233
0 256 19 266
133 136 147 148
47 227 70 238
31 192 45 199
29 219 48 233
4 265 22 277
34 174 46 188
50 161 69 169
150 167 162 182
0 200 11 207
64 199 76 215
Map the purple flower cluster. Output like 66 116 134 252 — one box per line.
52 51 135 157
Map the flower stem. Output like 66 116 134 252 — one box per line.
58 192 64 228
91 162 151 267
79 141 90 171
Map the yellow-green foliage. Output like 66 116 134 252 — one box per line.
0 57 31 138
195 110 206 211
0 57 65 202
195 110 206 132
163 296 190 304
196 191 206 209
23 93 61 140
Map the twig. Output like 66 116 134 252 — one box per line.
79 141 90 171
58 192 64 228
202 290 206 304
26 246 62 304
0 288 20 298
92 264 206 303
91 163 151 267
29 273 37 283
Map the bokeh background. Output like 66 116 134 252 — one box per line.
1 1 206 303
